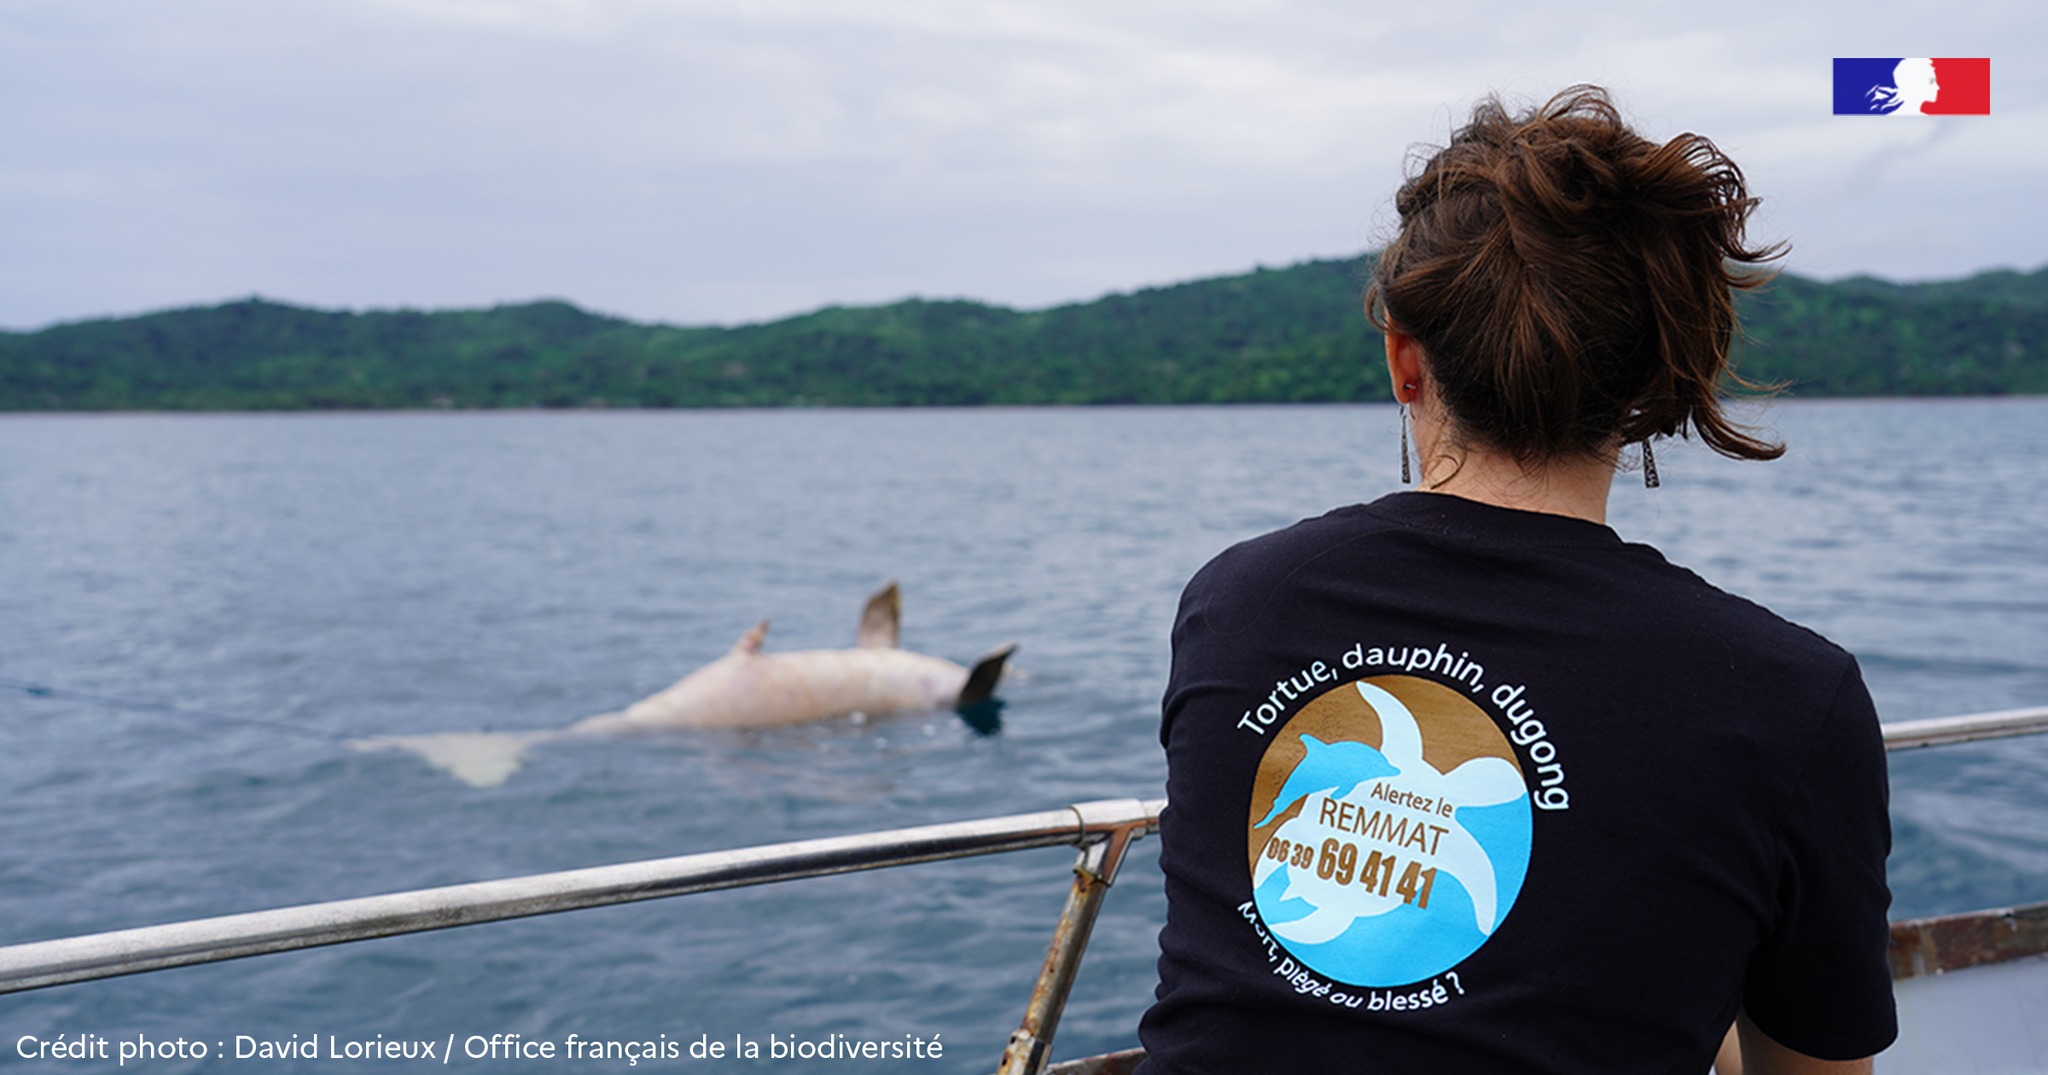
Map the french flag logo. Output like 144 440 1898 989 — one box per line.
1833 58 1991 115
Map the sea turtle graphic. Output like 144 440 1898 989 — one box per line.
1249 677 1532 985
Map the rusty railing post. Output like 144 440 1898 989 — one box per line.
996 799 1157 1075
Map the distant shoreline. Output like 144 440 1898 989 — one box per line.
10 395 2048 420
4 256 2044 410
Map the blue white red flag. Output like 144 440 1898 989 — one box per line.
1833 58 1991 115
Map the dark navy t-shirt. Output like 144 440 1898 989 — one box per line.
1136 492 1897 1074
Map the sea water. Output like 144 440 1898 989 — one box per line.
1 399 2044 1071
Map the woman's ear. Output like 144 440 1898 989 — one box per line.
1384 327 1426 404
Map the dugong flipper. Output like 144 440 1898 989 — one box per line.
857 583 901 648
353 582 1016 786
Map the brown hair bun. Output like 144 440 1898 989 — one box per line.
1366 84 1785 463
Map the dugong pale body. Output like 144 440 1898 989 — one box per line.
356 582 1015 786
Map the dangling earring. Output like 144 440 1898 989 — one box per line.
1642 438 1660 488
1399 384 1414 485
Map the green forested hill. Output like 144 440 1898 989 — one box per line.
1737 269 2048 396
2 256 2043 410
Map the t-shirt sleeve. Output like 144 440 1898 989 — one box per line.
1740 657 1899 1060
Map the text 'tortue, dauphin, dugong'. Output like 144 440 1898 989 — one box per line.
353 582 1016 787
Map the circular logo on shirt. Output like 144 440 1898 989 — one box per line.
1247 675 1532 987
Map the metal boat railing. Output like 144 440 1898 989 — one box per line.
2 705 2045 1073
1875 705 2048 750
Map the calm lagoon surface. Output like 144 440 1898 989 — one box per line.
2 399 2045 1071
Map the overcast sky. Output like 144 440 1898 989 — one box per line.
4 0 2042 331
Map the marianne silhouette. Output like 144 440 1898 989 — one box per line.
1867 57 1940 115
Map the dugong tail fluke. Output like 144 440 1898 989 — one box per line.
958 644 1016 708
350 730 552 788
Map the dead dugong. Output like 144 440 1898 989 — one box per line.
354 582 1015 787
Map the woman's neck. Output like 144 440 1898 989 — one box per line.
1384 330 1622 525
1410 417 1618 525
